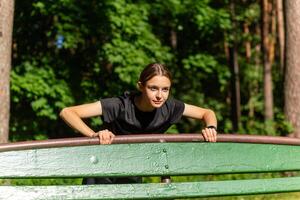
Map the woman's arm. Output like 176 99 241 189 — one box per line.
59 101 102 137
59 101 114 144
182 103 217 142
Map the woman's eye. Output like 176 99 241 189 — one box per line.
148 86 169 92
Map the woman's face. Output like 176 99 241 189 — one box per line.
140 75 171 109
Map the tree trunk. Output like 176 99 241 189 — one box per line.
284 1 300 137
229 0 241 132
170 29 177 50
0 0 14 143
223 33 230 61
276 0 285 73
243 22 251 62
248 25 261 124
261 0 274 121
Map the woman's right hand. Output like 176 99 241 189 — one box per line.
94 129 115 145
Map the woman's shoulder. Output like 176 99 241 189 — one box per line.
100 91 138 109
164 98 185 123
165 97 184 107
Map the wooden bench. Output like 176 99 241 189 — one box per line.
1 134 300 199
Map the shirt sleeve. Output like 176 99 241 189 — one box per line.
100 97 123 123
169 99 185 124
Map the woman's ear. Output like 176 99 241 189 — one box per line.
137 81 143 91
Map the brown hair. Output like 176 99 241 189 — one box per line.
138 63 172 85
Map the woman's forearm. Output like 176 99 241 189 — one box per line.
60 108 96 137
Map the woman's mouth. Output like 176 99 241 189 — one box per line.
153 100 162 104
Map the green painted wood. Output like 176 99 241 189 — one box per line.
1 176 300 199
0 143 300 178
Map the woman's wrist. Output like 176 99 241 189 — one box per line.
206 125 217 131
91 132 99 137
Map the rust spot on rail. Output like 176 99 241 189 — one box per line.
0 134 300 152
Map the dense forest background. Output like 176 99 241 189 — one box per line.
1 0 298 141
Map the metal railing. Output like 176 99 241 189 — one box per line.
1 134 300 152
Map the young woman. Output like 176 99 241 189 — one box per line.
60 63 217 183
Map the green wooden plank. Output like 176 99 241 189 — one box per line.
166 142 300 174
0 143 300 178
1 176 300 199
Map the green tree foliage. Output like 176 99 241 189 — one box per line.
11 0 292 140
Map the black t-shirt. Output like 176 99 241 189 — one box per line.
100 92 185 134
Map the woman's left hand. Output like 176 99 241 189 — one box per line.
201 127 217 142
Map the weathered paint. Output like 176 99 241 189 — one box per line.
0 143 299 178
1 176 300 199
1 142 300 199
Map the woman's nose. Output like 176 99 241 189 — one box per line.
156 90 162 98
